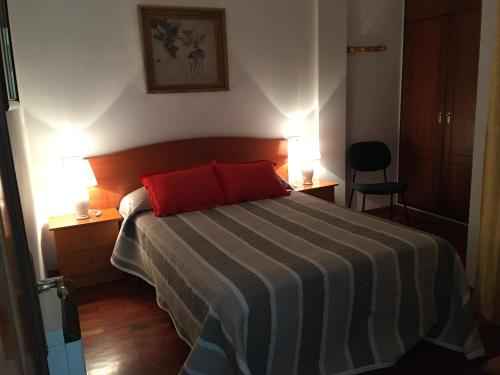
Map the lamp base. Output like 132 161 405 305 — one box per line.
74 197 90 220
302 168 314 185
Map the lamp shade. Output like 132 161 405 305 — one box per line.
80 159 97 188
303 135 321 162
287 136 304 185
59 157 97 188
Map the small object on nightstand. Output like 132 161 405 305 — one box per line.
48 207 123 288
89 209 102 217
294 179 338 203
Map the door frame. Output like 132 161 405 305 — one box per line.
0 0 49 372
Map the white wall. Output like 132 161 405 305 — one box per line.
346 0 404 210
466 0 498 286
317 0 348 205
6 105 44 279
8 0 347 272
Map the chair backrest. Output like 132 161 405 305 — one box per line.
348 141 391 171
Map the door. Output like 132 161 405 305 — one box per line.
399 16 448 213
405 0 448 22
449 0 482 13
0 103 49 374
0 0 49 370
405 0 481 21
439 8 481 222
0 173 48 374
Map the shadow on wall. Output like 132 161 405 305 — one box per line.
319 76 347 205
225 0 317 118
353 0 392 36
24 50 307 166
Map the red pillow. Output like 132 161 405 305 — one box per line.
214 160 290 205
140 163 224 217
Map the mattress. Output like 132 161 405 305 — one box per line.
111 191 484 375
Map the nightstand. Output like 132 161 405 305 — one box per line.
48 208 123 288
294 179 339 203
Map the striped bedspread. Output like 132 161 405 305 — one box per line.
111 192 484 375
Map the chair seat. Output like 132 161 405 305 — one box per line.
353 182 407 195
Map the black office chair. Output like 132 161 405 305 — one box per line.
348 141 410 225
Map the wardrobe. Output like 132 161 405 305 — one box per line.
399 0 482 222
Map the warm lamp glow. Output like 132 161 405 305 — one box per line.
58 157 97 219
287 136 304 186
286 109 321 186
302 131 320 160
286 111 310 138
59 157 96 188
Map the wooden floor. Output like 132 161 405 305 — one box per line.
77 206 500 374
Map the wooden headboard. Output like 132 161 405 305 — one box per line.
86 137 288 209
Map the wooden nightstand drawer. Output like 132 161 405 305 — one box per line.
71 269 123 288
295 179 338 203
58 246 114 276
301 186 335 202
49 208 123 288
54 221 119 254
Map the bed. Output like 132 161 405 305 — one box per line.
87 137 484 375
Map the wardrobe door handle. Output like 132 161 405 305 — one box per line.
446 112 451 125
437 112 443 124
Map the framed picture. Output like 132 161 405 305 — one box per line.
138 5 229 93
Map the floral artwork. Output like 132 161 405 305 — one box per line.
150 20 207 81
139 6 229 93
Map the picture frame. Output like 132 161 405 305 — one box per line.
138 5 229 93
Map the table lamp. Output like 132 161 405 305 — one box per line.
59 157 97 219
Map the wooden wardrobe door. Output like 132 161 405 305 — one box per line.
440 8 481 222
449 0 482 13
400 17 448 212
405 0 448 22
